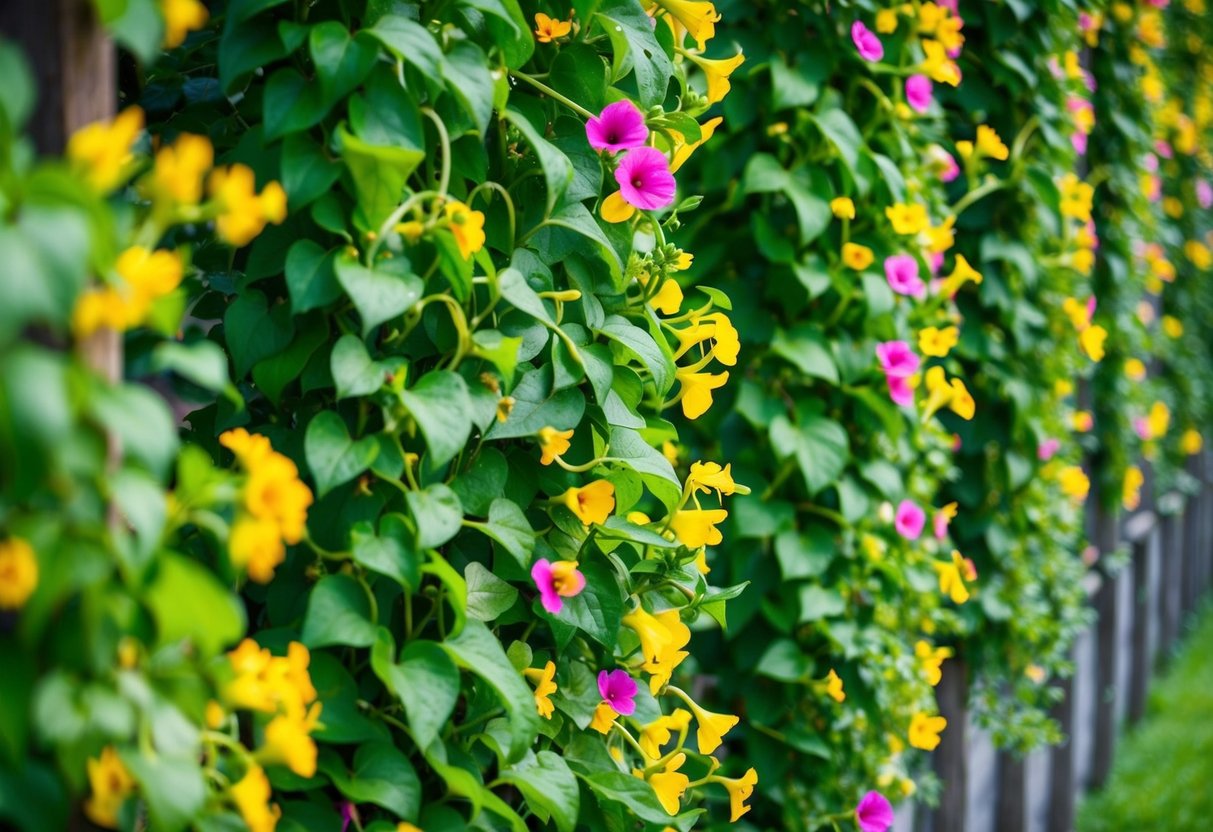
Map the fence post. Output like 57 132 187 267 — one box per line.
1047 665 1077 832
1090 499 1121 789
1158 499 1183 657
1124 509 1155 724
931 658 968 832
995 751 1026 832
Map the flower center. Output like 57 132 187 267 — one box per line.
606 132 618 143
632 177 644 188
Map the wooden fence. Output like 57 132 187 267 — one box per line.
894 451 1213 832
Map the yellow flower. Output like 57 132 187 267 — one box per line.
705 312 740 366
683 695 739 754
687 51 745 105
948 378 975 420
221 427 275 466
1162 315 1184 338
1062 297 1090 330
1059 173 1094 222
918 326 959 358
670 508 728 548
84 746 136 828
523 660 559 718
669 116 722 173
1072 410 1093 433
1124 358 1147 381
918 1 946 34
649 752 690 815
538 427 574 465
675 368 729 419
151 133 213 204
601 190 637 223
559 479 616 525
842 242 875 270
921 366 955 421
225 640 317 718
932 550 972 604
206 700 226 729
719 767 758 822
0 537 38 610
975 125 1009 161
241 451 313 545
231 765 281 832
161 0 209 48
1079 325 1107 362
261 702 322 777
396 220 425 242
1185 240 1212 269
624 607 691 692
1122 465 1145 511
1025 664 1047 684
209 164 287 246
886 203 930 235
1058 465 1090 502
639 709 693 758
533 12 572 42
651 278 684 315
940 254 983 296
1147 401 1170 438
830 197 856 219
662 441 680 466
443 199 486 259
687 461 743 496
590 701 619 734
230 516 286 583
915 640 953 687
875 8 900 33
67 107 144 192
825 669 845 703
652 0 720 49
920 39 961 86
1181 429 1203 455
908 712 947 750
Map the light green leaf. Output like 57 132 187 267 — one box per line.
771 326 839 384
465 562 519 622
499 751 580 832
325 741 421 819
334 254 424 337
406 484 465 549
145 554 246 656
400 371 473 467
305 411 379 496
371 632 460 751
505 107 573 213
597 315 673 394
302 574 378 648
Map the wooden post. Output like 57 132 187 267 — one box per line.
1047 666 1078 832
931 659 968 832
1159 505 1183 656
995 751 1026 832
1124 509 1155 724
1090 500 1121 789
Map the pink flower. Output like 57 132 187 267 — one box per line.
1086 296 1097 317
856 791 895 832
851 21 884 62
1071 132 1088 156
887 375 914 407
933 509 952 540
1038 438 1061 461
875 341 920 378
938 0 959 13
1085 221 1100 249
885 254 925 299
1133 417 1152 440
614 147 677 211
1143 154 1159 173
926 145 960 182
586 100 649 152
597 669 638 715
906 75 933 114
894 500 926 540
531 558 586 614
1198 179 1213 209
1155 140 1173 159
929 251 945 276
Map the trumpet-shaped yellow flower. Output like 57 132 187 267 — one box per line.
1181 429 1203 455
1062 297 1091 330
67 107 144 192
670 116 722 173
209 164 287 246
73 246 185 339
538 427 574 465
921 366 954 421
1058 465 1090 502
1184 240 1212 269
948 378 975 420
831 196 856 219
1147 401 1170 438
1123 465 1145 511
687 461 742 496
444 199 486 259
649 753 691 815
84 746 136 828
161 0 209 48
975 125 1009 161
915 640 953 686
533 12 572 42
825 669 845 703
687 51 746 105
920 39 961 86
908 712 947 750
524 661 558 718
842 242 875 270
676 368 728 419
1124 358 1147 381
876 8 900 33
151 133 213 204
1059 173 1095 222
559 479 616 525
941 254 983 296
625 607 691 692
932 550 971 604
230 516 287 584
639 709 693 758
684 694 739 754
231 765 281 832
1161 315 1184 339
601 190 637 223
652 0 720 49
670 508 728 548
705 312 740 366
590 701 619 734
651 278 684 315
0 537 38 610
1079 324 1107 362
918 326 959 358
261 702 322 777
886 203 930 235
719 767 758 821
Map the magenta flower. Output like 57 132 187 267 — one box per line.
875 341 920 379
929 251 945 276
887 375 914 407
1155 139 1173 159
1085 221 1100 249
531 558 586 614
906 75 933 114
615 146 677 210
856 791 895 832
1038 438 1061 461
1133 417 1152 440
894 500 926 540
927 145 960 183
1198 179 1213 209
885 254 925 299
933 509 952 540
1086 296 1097 317
597 669 638 716
1071 131 1088 155
586 100 649 153
851 21 884 62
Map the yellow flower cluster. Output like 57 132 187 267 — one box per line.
0 537 38 610
73 246 184 339
219 429 314 583
1061 297 1107 363
209 164 288 247
918 366 975 422
84 746 137 828
667 309 740 420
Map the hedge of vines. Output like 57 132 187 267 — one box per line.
0 1 1210 832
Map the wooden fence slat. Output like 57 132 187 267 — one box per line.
1090 501 1121 790
931 659 968 832
995 751 1026 832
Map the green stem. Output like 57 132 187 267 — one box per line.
511 70 596 119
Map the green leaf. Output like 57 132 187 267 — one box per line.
812 108 864 185
465 562 519 621
145 554 246 656
406 484 465 549
441 41 496 136
331 334 385 400
755 639 812 683
224 290 295 377
121 753 206 832
309 23 378 104
92 382 178 480
554 559 621 649
798 585 846 622
598 315 674 395
770 413 850 497
371 632 460 752
544 203 623 276
451 448 509 516
263 68 327 141
351 519 422 590
334 254 424 337
337 123 426 231
325 741 421 819
498 752 580 832
400 371 473 467
549 44 608 113
595 0 673 108
305 411 379 496
366 15 443 77
460 0 534 68
742 154 831 245
585 771 673 825
441 620 541 761
285 240 342 313
472 330 522 385
498 267 555 323
470 498 536 569
505 107 573 213
771 326 839 384
281 133 342 210
151 341 231 394
302 574 379 648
